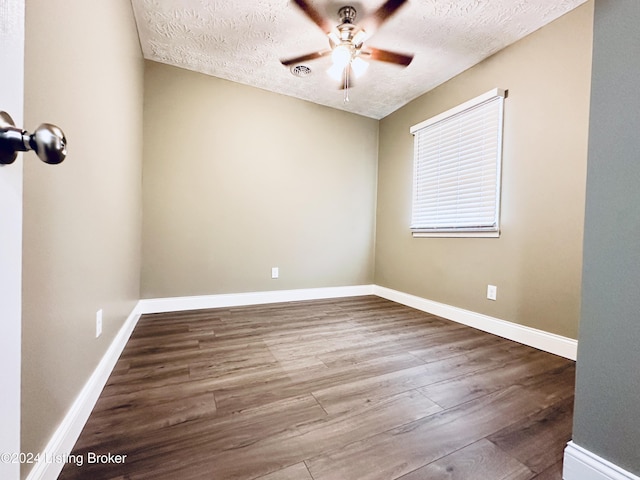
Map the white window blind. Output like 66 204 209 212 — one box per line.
410 88 505 237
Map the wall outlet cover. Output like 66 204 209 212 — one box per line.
96 309 103 338
487 285 497 301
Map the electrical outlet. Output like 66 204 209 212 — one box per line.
271 267 279 279
96 309 103 338
487 285 497 301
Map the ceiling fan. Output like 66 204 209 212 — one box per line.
281 0 414 101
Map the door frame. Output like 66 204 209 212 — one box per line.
0 1 25 479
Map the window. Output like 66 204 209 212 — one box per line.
410 88 506 237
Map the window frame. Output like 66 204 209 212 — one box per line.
409 88 506 238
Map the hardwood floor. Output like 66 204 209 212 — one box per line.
59 296 575 480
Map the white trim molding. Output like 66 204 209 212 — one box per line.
373 286 578 360
26 305 142 480
137 285 375 314
563 442 640 480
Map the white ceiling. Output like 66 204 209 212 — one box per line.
131 0 587 119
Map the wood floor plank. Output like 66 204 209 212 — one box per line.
124 390 443 480
59 296 575 480
488 395 575 474
101 364 191 397
418 349 567 409
313 342 534 415
254 462 314 480
315 323 468 368
74 392 217 446
123 329 216 350
294 390 443 454
397 438 535 480
531 459 563 480
65 394 327 478
305 385 551 480
213 352 425 415
408 331 520 364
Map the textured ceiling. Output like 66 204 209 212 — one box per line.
131 0 587 119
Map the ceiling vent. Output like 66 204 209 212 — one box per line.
290 65 312 77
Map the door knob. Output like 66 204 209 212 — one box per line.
0 111 67 165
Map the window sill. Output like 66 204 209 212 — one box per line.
411 230 500 238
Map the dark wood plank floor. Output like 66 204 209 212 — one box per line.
59 296 575 480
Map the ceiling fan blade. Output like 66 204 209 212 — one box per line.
360 0 408 35
362 47 414 66
281 49 331 67
291 0 333 33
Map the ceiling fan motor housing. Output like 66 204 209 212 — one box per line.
338 6 357 24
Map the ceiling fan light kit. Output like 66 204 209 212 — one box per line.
331 44 353 69
282 0 414 102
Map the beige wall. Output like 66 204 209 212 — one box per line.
22 0 144 476
141 62 379 298
375 2 593 339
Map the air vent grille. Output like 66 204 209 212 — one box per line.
290 65 312 77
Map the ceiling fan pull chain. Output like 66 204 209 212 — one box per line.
344 67 350 103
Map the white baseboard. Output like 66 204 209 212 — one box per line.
373 285 578 360
563 442 640 480
137 285 375 314
26 304 142 480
